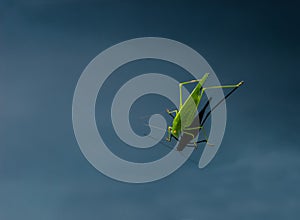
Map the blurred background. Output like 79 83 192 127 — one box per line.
1 0 299 219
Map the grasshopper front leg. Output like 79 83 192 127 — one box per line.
166 126 172 142
166 109 178 119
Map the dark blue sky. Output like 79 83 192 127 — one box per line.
1 0 300 219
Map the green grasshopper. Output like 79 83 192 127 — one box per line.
166 73 244 151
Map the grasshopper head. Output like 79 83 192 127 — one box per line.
171 120 181 138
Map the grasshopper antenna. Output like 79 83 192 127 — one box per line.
138 110 166 119
144 123 166 132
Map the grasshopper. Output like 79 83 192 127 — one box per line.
166 73 244 151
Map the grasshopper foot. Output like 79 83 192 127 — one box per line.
237 81 244 87
207 142 215 147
